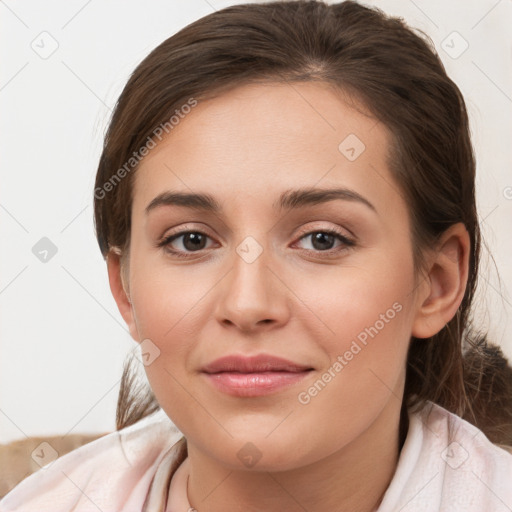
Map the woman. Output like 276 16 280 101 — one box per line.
2 1 511 510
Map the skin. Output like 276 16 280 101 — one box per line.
107 81 470 512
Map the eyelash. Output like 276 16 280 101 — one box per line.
156 227 355 259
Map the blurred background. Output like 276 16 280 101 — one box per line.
1 0 511 486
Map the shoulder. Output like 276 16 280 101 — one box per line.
0 409 184 512
416 401 512 467
378 401 512 512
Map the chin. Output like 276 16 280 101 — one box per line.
200 434 318 473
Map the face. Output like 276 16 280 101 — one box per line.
121 81 424 471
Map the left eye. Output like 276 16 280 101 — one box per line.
295 230 355 252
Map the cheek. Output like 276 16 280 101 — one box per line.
129 257 211 340
127 260 220 396
288 272 414 454
129 266 208 433
294 254 414 349
291 254 416 405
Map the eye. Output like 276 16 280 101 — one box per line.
294 228 355 255
157 230 215 258
157 227 355 259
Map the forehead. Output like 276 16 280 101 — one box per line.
132 81 403 220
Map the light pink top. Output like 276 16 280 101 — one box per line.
1 402 512 511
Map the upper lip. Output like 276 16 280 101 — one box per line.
202 354 314 374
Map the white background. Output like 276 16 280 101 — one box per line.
1 0 511 444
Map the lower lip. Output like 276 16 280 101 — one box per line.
203 371 312 397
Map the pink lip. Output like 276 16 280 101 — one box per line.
202 354 313 373
201 354 314 397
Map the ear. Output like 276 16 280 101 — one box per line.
106 250 141 342
411 222 470 339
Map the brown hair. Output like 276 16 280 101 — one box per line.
94 0 512 445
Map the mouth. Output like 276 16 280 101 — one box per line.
202 353 314 373
201 354 314 397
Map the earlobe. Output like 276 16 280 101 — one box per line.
411 223 470 339
106 250 140 342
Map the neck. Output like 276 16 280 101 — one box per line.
185 399 403 512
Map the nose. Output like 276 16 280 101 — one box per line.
214 243 290 333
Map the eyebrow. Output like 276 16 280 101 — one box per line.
145 187 377 215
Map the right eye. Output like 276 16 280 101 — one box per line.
157 230 216 258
